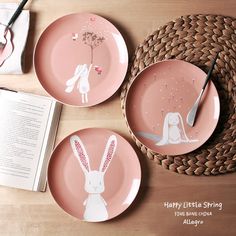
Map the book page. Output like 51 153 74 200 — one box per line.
0 90 54 191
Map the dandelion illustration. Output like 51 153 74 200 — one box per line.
82 32 105 64
65 31 105 104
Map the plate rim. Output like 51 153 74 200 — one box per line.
34 12 129 107
47 127 141 222
124 59 221 156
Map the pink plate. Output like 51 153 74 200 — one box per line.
34 13 128 107
125 60 220 155
48 128 141 222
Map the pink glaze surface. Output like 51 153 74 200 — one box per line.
48 128 141 221
34 13 128 106
125 60 220 155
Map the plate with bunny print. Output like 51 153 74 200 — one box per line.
48 128 141 222
125 60 220 155
34 13 128 107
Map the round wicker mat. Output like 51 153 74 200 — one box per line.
121 14 236 176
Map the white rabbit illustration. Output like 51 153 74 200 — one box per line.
156 112 198 146
70 134 117 222
65 64 92 103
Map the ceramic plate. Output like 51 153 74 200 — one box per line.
48 128 141 222
34 13 128 107
125 60 220 155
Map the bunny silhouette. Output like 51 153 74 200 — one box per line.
156 112 198 146
70 134 117 222
65 64 92 103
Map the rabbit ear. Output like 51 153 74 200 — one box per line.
74 64 84 76
176 112 189 141
162 112 171 139
65 65 83 88
99 135 117 173
156 112 170 145
70 135 91 174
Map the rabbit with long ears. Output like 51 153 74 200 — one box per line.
65 63 92 103
156 112 198 146
70 134 117 222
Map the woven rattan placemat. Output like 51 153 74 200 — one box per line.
121 14 236 176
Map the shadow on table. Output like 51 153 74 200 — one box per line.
23 11 37 73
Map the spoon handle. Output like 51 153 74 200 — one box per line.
202 52 218 90
7 0 29 28
186 52 219 127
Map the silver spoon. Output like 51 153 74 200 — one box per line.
186 53 219 127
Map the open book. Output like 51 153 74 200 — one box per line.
0 88 62 191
